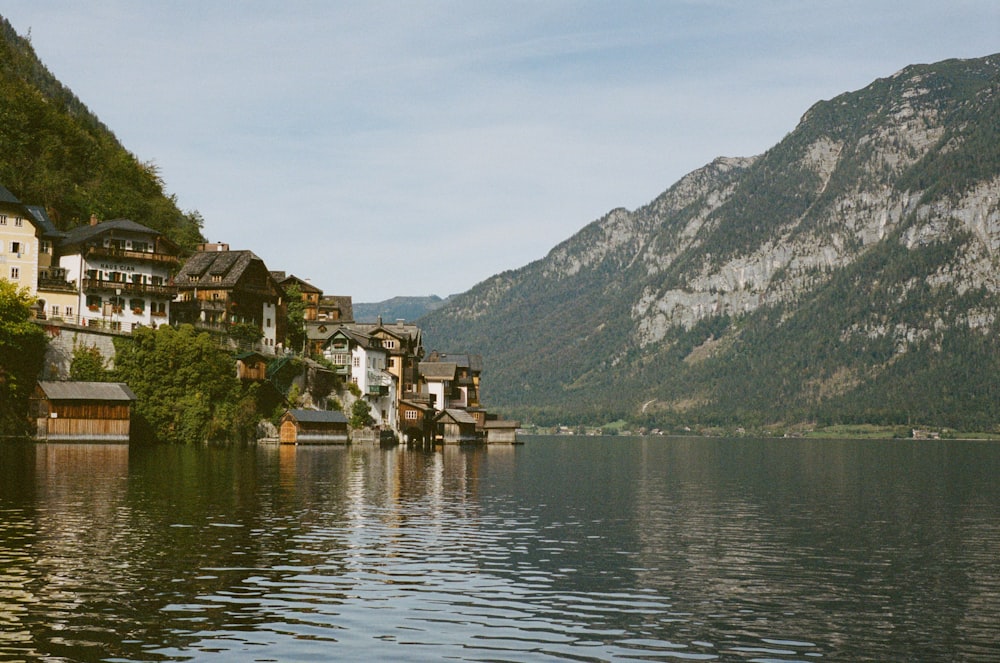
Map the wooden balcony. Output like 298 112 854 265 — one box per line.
82 278 177 297
85 246 179 265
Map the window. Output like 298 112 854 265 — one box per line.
353 356 360 367
51 305 60 317
0 215 6 225
130 298 145 313
86 295 102 310
41 240 50 254
13 218 22 227
9 267 18 279
405 410 418 420
266 318 272 328
11 242 20 254
65 306 73 317
385 340 396 349
389 358 396 368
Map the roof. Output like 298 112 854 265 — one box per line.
174 250 272 290
319 295 353 322
234 351 268 362
37 381 136 402
24 206 65 239
0 183 21 205
284 409 348 424
60 218 163 249
437 408 477 425
277 274 323 294
484 419 520 429
419 361 457 380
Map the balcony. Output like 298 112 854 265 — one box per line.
37 276 78 293
86 245 179 265
82 278 177 297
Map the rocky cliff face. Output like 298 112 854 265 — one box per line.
421 54 1000 429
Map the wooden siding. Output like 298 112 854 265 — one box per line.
36 416 130 441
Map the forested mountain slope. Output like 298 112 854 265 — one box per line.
0 17 204 250
421 54 1000 431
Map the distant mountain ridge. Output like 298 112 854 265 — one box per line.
420 54 1000 431
354 295 449 323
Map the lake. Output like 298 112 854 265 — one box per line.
1 436 998 661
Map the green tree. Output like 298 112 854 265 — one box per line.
0 279 47 434
284 284 306 353
227 321 262 352
69 343 110 381
349 399 374 429
113 324 252 443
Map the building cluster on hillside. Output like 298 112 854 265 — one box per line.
0 184 518 444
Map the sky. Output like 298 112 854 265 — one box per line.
2 2 998 302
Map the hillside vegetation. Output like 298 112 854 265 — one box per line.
0 17 204 250
421 54 1000 433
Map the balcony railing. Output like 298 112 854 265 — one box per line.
82 278 177 297
86 246 179 265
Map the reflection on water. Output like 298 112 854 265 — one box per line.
1 437 998 661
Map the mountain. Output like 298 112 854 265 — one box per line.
353 295 450 323
0 16 204 250
420 54 1000 432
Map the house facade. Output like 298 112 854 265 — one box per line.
57 218 180 331
172 246 285 353
31 381 137 442
0 185 40 295
321 325 398 431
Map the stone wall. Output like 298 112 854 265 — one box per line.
36 322 120 380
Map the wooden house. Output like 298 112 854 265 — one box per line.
483 419 521 444
433 408 480 444
274 273 323 321
399 397 435 443
31 381 137 442
234 351 269 381
279 409 349 444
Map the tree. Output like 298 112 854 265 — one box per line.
227 321 262 352
284 283 306 353
0 279 47 434
113 324 251 443
349 399 374 429
69 343 110 381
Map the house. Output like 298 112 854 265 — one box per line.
279 409 349 444
317 295 353 322
56 217 180 331
320 326 397 431
418 359 458 411
348 318 424 405
398 397 435 444
234 351 269 381
172 246 285 353
422 351 481 409
26 205 77 321
30 381 137 442
0 185 43 297
273 273 322 321
433 408 480 444
483 419 521 444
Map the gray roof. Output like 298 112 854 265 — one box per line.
286 409 348 424
174 250 270 289
24 206 64 239
0 183 21 204
484 419 520 429
37 381 136 402
419 361 457 380
60 218 163 249
437 408 477 425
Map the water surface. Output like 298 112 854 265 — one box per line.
1 436 998 661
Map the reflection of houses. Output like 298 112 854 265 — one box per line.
57 217 180 331
30 381 137 442
279 409 349 444
172 244 285 354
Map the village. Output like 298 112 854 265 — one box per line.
0 183 520 446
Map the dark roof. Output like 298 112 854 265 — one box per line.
419 361 457 380
37 381 136 402
285 409 348 424
0 184 21 204
234 351 268 362
24 206 64 239
277 274 322 294
174 250 269 289
319 295 353 321
60 218 163 249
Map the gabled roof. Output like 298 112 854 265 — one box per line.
419 361 457 380
284 409 348 424
37 381 136 402
174 250 272 289
436 408 477 425
276 273 322 294
60 218 164 249
318 295 353 322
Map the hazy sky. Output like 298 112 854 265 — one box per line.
3 2 998 301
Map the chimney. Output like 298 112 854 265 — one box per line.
89 214 98 226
